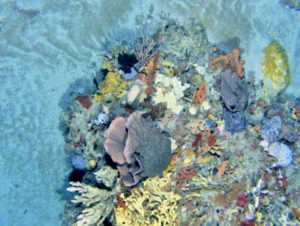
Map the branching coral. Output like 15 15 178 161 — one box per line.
262 41 291 92
115 175 181 226
67 182 116 226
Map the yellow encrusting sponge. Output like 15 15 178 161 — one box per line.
262 41 291 92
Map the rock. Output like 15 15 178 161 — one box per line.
127 84 142 105
268 142 293 167
205 119 217 129
95 112 109 125
223 109 247 133
71 155 86 170
262 116 282 143
86 159 97 171
259 140 269 151
121 67 138 80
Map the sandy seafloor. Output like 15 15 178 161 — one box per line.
0 0 299 225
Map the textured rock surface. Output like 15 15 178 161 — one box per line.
223 109 247 133
268 142 293 167
262 116 282 143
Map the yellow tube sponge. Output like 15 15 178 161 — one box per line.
262 41 291 92
115 175 181 226
93 71 127 102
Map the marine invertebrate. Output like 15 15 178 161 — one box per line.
161 20 210 63
296 106 300 119
176 166 198 188
67 182 116 226
262 41 291 92
93 71 127 102
104 112 172 186
117 53 138 75
94 166 118 188
76 96 93 109
71 155 86 170
210 48 245 77
207 134 216 147
193 83 206 105
262 116 282 143
153 73 190 114
102 58 116 72
115 175 181 225
236 193 248 207
223 109 247 133
139 51 160 94
192 133 202 148
217 160 230 177
221 69 248 112
59 78 95 112
202 137 223 155
116 194 127 210
61 103 104 160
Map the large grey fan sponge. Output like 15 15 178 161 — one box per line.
104 112 172 186
124 112 172 178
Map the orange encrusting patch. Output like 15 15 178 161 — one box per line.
217 160 230 177
76 96 93 109
210 48 244 78
193 83 206 105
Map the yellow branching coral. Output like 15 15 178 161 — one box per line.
115 175 181 226
67 182 116 226
93 71 127 102
262 41 291 92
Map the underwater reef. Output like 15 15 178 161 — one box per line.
59 14 300 226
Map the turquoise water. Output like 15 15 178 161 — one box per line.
0 1 299 225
